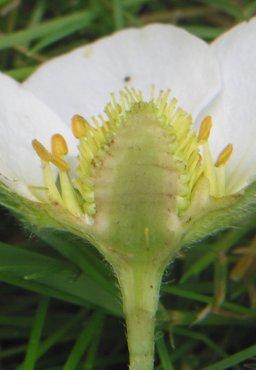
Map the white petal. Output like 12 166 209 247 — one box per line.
206 18 256 193
0 72 76 197
24 24 221 122
0 174 38 201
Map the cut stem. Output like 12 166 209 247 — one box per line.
115 262 164 370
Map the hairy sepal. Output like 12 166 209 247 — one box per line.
0 181 95 243
179 181 256 248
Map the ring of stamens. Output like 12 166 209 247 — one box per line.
31 86 233 221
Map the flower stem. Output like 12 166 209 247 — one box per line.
116 262 163 370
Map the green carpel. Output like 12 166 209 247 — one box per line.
93 104 180 256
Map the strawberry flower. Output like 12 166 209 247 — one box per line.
1 19 256 370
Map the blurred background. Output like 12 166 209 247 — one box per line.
1 1 256 369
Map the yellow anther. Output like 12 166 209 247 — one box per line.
51 134 68 157
32 139 51 162
72 114 88 138
215 144 233 167
198 116 212 142
51 155 70 172
32 140 63 204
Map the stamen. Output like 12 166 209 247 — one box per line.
32 139 51 162
32 139 63 204
50 134 70 172
198 116 212 143
51 155 70 172
58 170 82 216
215 166 225 197
41 163 63 204
50 133 81 216
214 144 234 197
51 134 68 157
72 115 87 138
72 114 101 154
197 116 218 196
202 141 216 196
215 144 233 168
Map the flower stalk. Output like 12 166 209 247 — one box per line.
116 261 164 370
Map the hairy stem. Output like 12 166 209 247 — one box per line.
116 262 163 370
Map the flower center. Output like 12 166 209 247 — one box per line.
31 87 233 223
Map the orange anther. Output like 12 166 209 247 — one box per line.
51 134 68 157
215 144 233 167
72 114 89 138
32 139 51 162
198 116 212 142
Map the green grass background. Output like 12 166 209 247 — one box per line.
1 1 256 369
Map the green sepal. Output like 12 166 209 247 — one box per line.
0 181 96 245
179 180 256 248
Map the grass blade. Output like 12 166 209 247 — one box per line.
0 11 95 50
156 334 175 370
20 296 49 370
0 241 121 315
63 312 103 370
202 344 256 370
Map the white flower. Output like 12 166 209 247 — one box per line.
2 19 256 370
0 19 256 233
